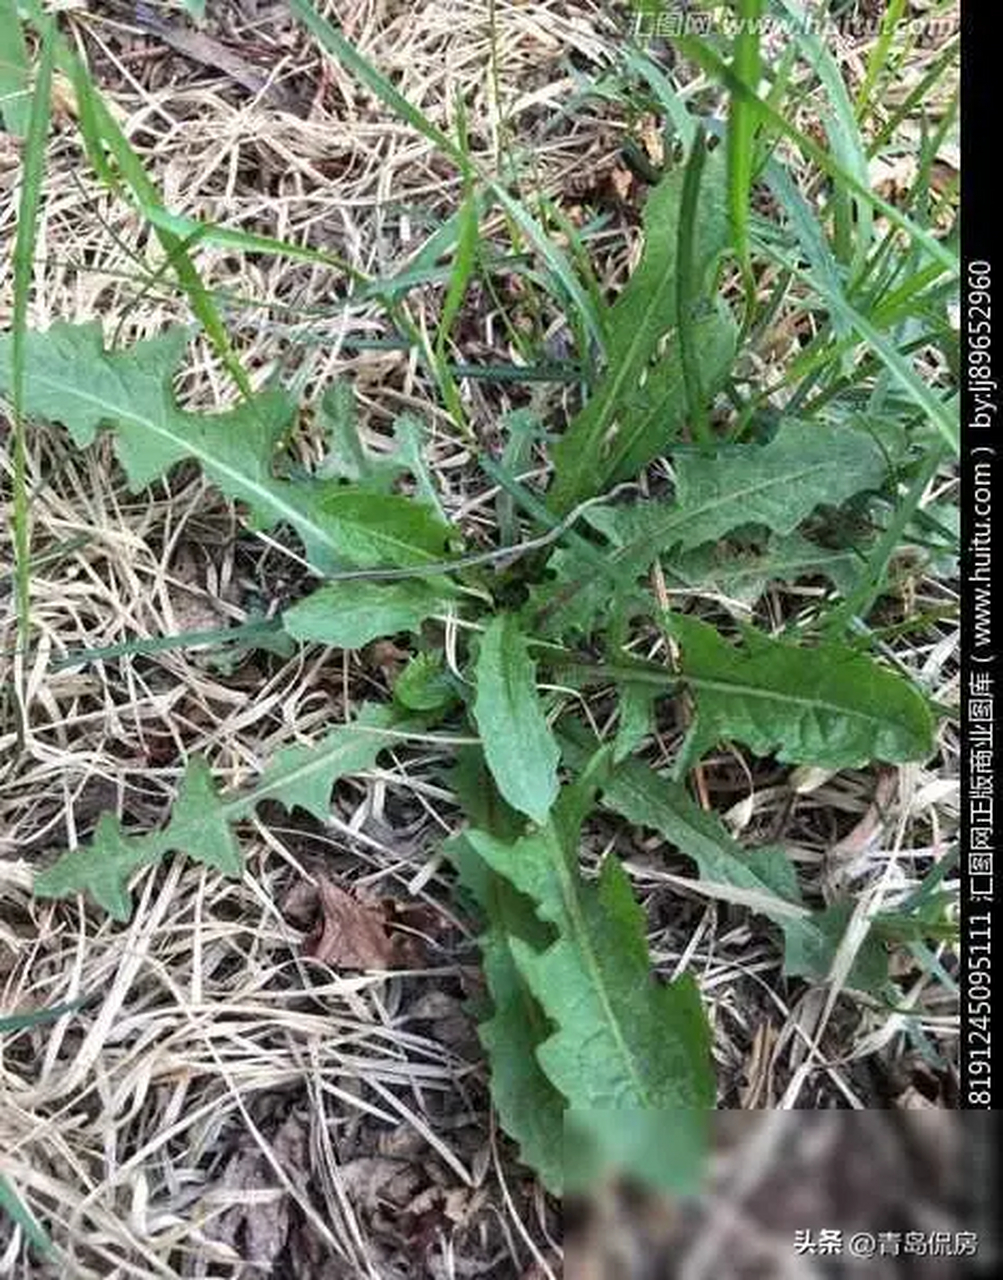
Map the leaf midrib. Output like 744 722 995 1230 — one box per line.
222 723 391 817
29 369 440 568
613 445 877 563
545 827 654 1107
685 672 916 732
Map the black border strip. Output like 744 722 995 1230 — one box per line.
960 6 999 1117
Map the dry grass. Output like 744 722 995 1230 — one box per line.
1 2 959 1276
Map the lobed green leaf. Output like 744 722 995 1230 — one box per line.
0 323 453 575
35 706 399 919
465 794 714 1117
667 613 936 772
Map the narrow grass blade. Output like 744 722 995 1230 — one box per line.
866 37 958 159
855 0 907 117
435 185 479 352
548 147 730 512
823 445 946 638
65 59 256 401
19 1 258 403
676 126 711 446
767 246 959 452
776 0 874 274
727 0 762 314
288 0 469 171
0 998 87 1033
431 178 480 433
48 618 285 671
9 18 54 682
623 47 697 149
0 1176 51 1257
490 180 607 357
145 205 363 284
0 0 30 136
670 29 956 274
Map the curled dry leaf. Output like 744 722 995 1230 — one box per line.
305 877 397 970
283 875 428 969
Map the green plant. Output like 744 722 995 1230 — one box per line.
3 0 957 1208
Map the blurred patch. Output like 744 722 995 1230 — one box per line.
565 1111 995 1280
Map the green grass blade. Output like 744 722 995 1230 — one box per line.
0 997 86 1033
866 37 958 159
727 0 762 315
435 185 479 351
548 147 730 513
145 205 363 284
372 190 496 300
9 18 54 690
775 0 873 275
855 0 907 116
19 2 258 403
779 250 957 451
822 445 946 638
284 1 606 364
676 126 711 446
431 179 480 435
48 618 285 672
65 59 256 401
670 28 956 274
287 0 469 172
751 154 957 451
0 0 30 136
622 46 697 148
489 180 606 356
0 1175 51 1258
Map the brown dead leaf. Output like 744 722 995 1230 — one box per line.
306 877 397 969
929 160 957 195
609 165 634 203
639 114 665 168
281 876 320 927
208 1114 307 1266
369 638 411 682
338 1157 421 1209
442 1186 480 1225
376 1125 428 1161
